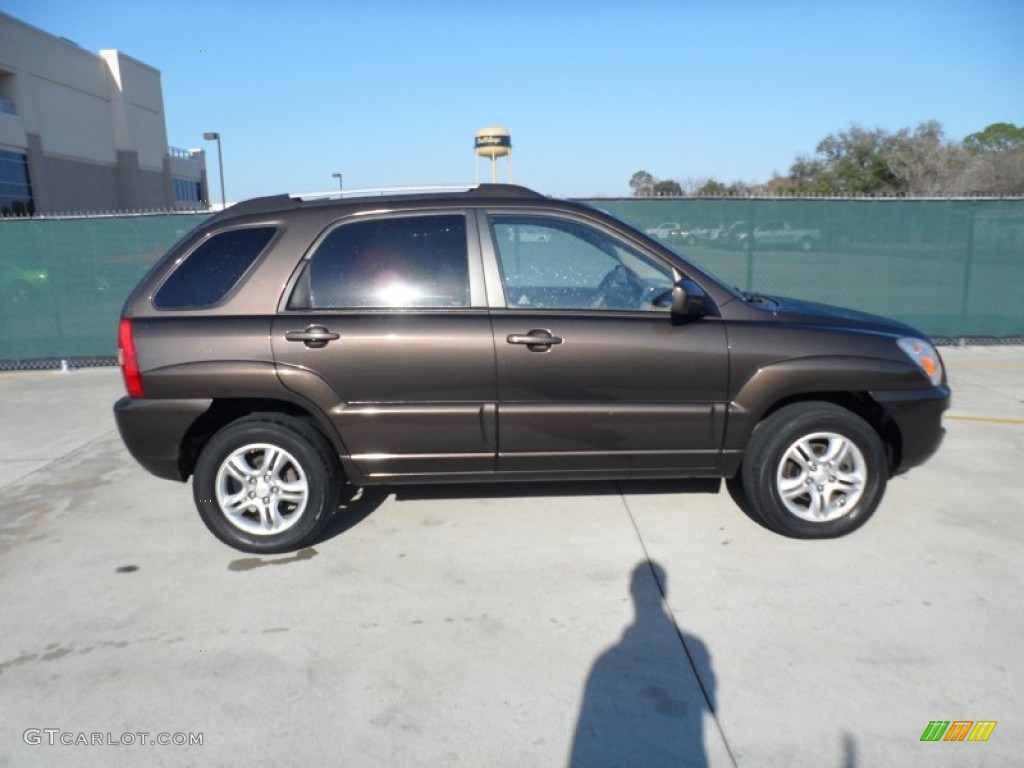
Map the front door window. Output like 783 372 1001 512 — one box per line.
489 215 673 311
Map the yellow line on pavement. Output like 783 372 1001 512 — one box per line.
947 415 1024 425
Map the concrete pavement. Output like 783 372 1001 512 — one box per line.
0 346 1021 767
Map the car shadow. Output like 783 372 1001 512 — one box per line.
570 560 720 767
313 479 725 547
314 486 390 545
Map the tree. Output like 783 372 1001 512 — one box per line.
792 124 905 195
787 121 980 195
726 181 754 196
695 179 729 196
629 170 654 197
886 120 968 196
961 123 1024 194
963 123 1024 155
788 155 835 195
627 122 1024 199
652 180 683 196
760 173 797 196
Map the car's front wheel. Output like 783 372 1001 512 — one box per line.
193 414 341 553
737 402 887 538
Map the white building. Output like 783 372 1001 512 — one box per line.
0 11 207 215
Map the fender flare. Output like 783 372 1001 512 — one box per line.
724 355 923 451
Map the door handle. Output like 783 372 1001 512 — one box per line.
507 329 563 351
285 325 340 348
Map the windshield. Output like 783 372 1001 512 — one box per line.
572 200 745 300
649 239 745 300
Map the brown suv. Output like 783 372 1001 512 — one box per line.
113 184 949 553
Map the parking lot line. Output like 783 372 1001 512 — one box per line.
945 363 1024 370
946 415 1024 425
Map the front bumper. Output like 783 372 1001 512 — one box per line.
871 385 950 474
113 396 212 481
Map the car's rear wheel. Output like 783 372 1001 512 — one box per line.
193 414 341 553
737 402 887 538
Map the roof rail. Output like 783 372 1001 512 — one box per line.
290 184 477 201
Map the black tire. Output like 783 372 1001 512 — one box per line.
725 474 770 528
738 403 887 539
193 414 342 554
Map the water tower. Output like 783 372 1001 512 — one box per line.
475 126 513 183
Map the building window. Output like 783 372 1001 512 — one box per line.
0 149 34 216
172 177 202 204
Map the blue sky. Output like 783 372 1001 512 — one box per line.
5 0 1022 200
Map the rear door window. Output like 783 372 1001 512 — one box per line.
154 226 276 309
304 215 470 309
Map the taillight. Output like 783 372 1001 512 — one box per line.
118 317 145 398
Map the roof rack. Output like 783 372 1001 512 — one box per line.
288 183 546 203
290 184 477 201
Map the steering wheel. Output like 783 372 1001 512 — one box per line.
592 264 646 309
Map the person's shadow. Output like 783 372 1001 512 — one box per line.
569 561 718 768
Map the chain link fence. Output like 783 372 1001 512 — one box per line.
0 212 210 369
1 199 1021 369
586 197 1023 343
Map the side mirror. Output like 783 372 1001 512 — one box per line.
670 278 710 318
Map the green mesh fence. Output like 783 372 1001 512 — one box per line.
0 213 210 364
586 198 1024 339
0 200 1021 365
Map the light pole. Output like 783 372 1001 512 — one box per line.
332 172 343 191
203 132 226 208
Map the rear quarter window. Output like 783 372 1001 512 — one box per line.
153 226 276 309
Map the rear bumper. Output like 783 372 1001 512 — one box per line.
113 396 212 481
871 385 950 474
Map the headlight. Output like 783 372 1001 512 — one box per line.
897 337 943 386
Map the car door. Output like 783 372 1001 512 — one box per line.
272 211 497 480
480 211 729 476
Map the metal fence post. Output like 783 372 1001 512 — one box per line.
957 201 977 337
744 198 755 291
